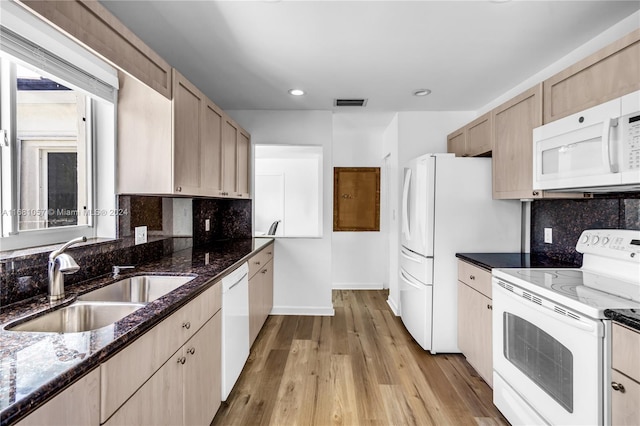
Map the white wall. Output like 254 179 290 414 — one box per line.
383 114 400 313
227 110 334 316
331 112 392 290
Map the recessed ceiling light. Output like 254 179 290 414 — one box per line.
288 89 305 96
413 89 432 97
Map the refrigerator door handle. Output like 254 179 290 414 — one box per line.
401 168 412 241
400 268 424 290
400 247 432 263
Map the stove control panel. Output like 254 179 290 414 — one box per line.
577 229 640 261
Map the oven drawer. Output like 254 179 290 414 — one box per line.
458 260 491 298
612 323 640 382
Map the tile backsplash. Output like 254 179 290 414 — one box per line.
1 195 252 306
531 194 640 266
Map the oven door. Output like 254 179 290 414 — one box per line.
492 280 604 425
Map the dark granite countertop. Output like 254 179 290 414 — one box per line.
455 252 579 272
0 237 274 426
605 309 640 332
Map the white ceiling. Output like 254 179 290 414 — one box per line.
99 0 640 112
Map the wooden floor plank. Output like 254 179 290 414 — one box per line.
212 290 507 426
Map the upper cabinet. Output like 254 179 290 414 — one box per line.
20 0 172 98
543 29 640 124
492 85 544 200
117 70 250 198
448 29 639 199
447 112 492 157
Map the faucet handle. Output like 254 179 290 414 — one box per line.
112 265 135 278
56 253 80 274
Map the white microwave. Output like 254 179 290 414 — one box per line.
533 90 640 192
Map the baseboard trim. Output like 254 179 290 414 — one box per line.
387 296 400 316
270 306 335 316
332 282 384 290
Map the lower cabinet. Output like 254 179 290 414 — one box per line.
456 260 493 387
611 322 640 426
101 282 222 425
248 244 274 346
104 314 221 426
16 369 100 426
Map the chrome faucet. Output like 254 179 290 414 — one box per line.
112 265 135 279
48 236 86 302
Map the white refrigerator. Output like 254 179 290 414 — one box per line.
400 153 521 354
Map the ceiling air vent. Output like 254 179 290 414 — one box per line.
334 98 368 107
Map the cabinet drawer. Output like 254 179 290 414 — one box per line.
611 369 640 426
457 260 492 298
100 282 221 422
249 245 274 278
612 323 640 382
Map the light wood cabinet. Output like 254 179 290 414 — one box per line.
221 118 251 198
446 128 466 157
492 84 544 200
611 322 640 426
248 244 274 346
456 260 493 387
543 29 640 124
447 112 492 157
117 70 250 198
173 70 204 195
101 283 221 424
16 369 100 426
20 0 172 98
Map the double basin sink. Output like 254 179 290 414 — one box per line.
5 275 194 333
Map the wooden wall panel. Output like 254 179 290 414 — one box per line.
333 167 380 232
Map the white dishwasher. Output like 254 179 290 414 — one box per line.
221 262 249 401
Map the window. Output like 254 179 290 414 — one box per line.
254 145 323 238
0 4 118 251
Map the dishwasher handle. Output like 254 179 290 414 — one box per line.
227 272 248 291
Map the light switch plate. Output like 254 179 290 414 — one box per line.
135 226 148 245
205 219 210 232
544 228 553 244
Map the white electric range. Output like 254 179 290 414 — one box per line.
491 229 640 426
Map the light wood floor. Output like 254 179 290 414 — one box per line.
212 290 508 426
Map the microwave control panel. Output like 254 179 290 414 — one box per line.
623 113 640 170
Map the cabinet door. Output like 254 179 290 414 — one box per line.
466 112 492 157
544 29 640 123
202 100 224 196
184 314 222 426
104 352 184 426
492 84 544 200
262 259 274 322
222 119 238 195
173 69 203 195
457 282 493 387
249 270 263 346
237 130 250 198
447 128 466 157
611 370 640 426
117 71 173 194
16 369 100 426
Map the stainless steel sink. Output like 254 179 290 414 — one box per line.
77 275 194 303
5 301 145 333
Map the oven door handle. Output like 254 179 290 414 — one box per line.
494 283 600 334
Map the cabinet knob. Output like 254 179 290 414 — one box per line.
267 251 272 255
611 382 626 393
261 269 267 274
487 304 493 310
187 347 196 355
255 261 261 265
469 275 475 280
177 356 186 365
182 322 191 330
176 186 182 192
532 191 539 196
